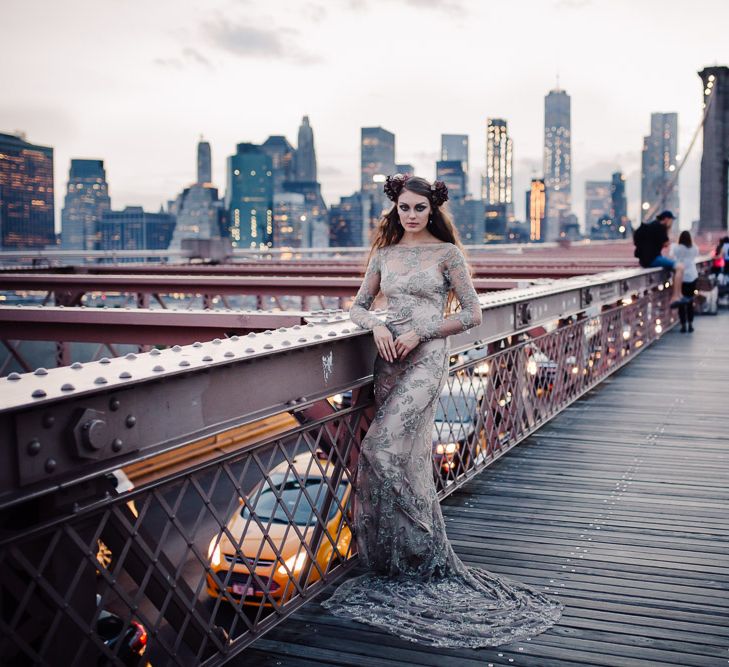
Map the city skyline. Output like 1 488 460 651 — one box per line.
2 0 727 233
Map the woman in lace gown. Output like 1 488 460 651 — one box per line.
322 175 562 647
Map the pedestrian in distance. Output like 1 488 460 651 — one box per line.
632 210 691 308
323 174 562 647
670 230 698 333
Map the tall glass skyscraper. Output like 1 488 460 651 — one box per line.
61 159 111 250
261 136 295 194
483 119 513 240
361 127 395 214
99 206 175 252
329 192 371 247
543 89 572 241
226 143 274 248
294 116 317 182
0 132 55 248
197 137 212 184
640 112 679 223
611 171 630 234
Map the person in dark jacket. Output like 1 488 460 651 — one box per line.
633 210 689 307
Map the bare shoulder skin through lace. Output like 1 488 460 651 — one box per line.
323 242 562 648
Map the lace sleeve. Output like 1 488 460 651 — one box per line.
415 246 482 341
349 250 385 330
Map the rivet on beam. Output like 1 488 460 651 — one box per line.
172 345 182 352
150 349 161 356
282 341 291 346
264 330 273 335
314 334 323 340
119 371 132 379
99 357 111 364
179 360 190 367
193 342 203 348
61 383 75 391
212 338 222 345
32 389 47 398
202 355 213 362
247 333 256 338
231 335 240 341
94 377 108 385
328 331 337 337
224 351 235 357
298 338 307 343
341 329 350 333
34 368 48 376
152 365 164 372
125 353 137 360
278 327 287 332
7 373 21 381
71 362 83 369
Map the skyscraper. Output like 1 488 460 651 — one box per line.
641 112 679 223
436 159 467 242
226 143 274 248
698 66 729 233
0 131 55 248
395 163 414 177
294 115 317 182
273 192 307 248
169 139 227 250
584 181 612 230
441 134 469 173
329 192 372 247
483 119 513 240
261 136 296 194
543 88 572 240
61 159 111 250
197 137 212 184
526 178 546 242
611 171 630 235
361 127 395 213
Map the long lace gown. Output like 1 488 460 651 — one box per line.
322 242 562 647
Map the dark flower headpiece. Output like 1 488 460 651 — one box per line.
383 174 449 207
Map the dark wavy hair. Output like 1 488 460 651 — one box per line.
370 176 464 252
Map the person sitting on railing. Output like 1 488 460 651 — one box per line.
322 174 562 648
670 231 699 333
633 210 690 308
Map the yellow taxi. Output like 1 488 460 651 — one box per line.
206 452 352 606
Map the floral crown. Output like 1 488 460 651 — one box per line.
383 174 449 207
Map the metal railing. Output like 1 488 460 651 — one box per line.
0 266 677 666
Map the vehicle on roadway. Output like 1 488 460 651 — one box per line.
206 452 352 606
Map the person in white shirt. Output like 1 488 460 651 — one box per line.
671 230 699 333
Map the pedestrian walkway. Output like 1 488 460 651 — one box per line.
243 312 729 667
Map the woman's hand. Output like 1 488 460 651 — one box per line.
394 330 420 359
373 325 397 362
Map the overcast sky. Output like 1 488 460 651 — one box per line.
2 0 727 232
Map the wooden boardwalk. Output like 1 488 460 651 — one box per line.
242 312 729 667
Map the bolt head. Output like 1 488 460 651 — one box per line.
27 439 41 456
125 415 137 428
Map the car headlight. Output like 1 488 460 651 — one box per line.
435 442 458 455
207 537 221 568
277 551 307 575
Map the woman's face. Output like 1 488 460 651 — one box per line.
397 189 431 234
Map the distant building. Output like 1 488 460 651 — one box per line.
483 119 513 240
543 88 572 241
361 127 395 215
441 134 469 173
261 136 296 194
329 191 372 247
61 159 111 250
99 206 175 251
698 66 729 233
282 181 329 247
226 143 274 248
0 131 55 248
584 181 612 230
641 112 679 223
273 192 307 248
395 163 414 176
436 159 468 242
169 138 227 250
610 171 631 236
526 178 546 242
197 137 212 184
294 116 317 182
461 198 484 245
